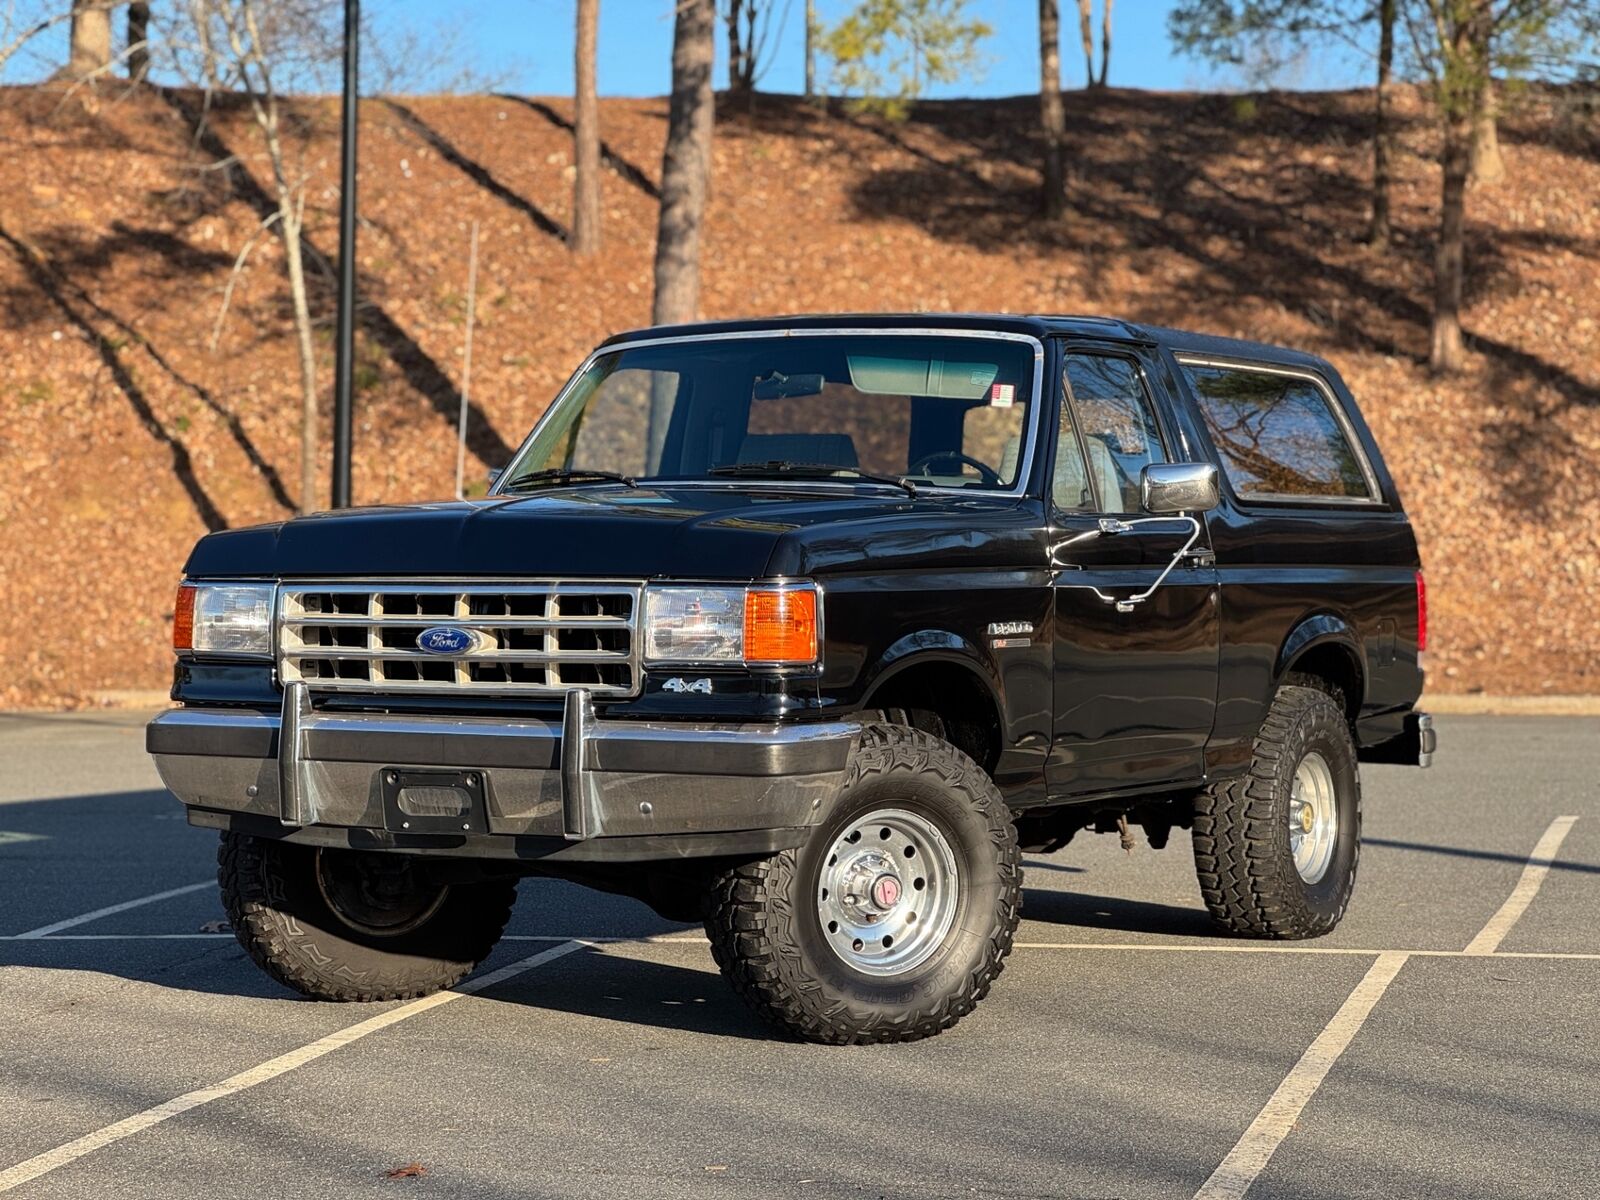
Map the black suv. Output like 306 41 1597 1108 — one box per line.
148 314 1434 1043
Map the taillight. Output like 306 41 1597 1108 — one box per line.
1415 571 1428 653
173 584 197 651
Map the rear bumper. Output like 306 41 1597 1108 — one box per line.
1359 710 1436 768
147 684 859 862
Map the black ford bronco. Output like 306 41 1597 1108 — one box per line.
148 314 1434 1044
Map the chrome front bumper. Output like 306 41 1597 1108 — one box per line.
147 683 860 862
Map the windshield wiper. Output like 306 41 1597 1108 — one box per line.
501 467 638 491
709 461 918 497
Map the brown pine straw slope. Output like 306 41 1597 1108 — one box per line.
0 83 1595 708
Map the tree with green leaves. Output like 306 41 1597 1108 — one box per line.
821 0 991 119
1171 2 1397 242
1172 1 1598 372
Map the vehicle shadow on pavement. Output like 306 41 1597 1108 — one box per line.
1020 887 1219 938
489 947 774 1041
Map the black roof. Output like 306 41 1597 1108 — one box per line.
600 313 1330 371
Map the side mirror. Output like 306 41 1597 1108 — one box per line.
1141 462 1220 514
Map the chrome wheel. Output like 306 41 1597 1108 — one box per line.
817 807 960 977
1288 751 1338 884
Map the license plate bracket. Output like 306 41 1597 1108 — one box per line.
380 769 489 835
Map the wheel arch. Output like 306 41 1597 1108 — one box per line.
859 636 1006 775
1276 614 1365 722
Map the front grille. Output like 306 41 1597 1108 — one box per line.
277 581 642 697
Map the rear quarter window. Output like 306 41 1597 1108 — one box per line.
1180 362 1375 503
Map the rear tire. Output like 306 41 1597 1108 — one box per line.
219 832 516 1001
1192 684 1361 939
705 724 1021 1044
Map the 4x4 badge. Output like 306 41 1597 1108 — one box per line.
662 677 713 695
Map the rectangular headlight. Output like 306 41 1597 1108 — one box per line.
642 584 819 667
175 582 275 657
643 587 745 663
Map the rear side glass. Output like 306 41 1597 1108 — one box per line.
1181 364 1374 502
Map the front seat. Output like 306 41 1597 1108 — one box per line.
999 435 1124 510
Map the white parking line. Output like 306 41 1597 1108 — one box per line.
1463 815 1580 955
0 939 590 1195
1192 952 1410 1200
11 882 214 939
1190 813 1584 1200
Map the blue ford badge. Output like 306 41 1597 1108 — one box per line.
416 626 481 655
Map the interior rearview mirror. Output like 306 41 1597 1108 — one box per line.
1141 462 1220 514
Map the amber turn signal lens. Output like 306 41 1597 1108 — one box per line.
744 588 818 664
173 584 196 651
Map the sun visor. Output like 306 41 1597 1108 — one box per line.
846 355 999 400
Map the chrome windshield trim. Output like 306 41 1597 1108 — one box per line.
494 327 1048 501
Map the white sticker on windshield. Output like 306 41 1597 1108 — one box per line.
990 382 1015 408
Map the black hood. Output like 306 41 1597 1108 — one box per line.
184 485 1037 581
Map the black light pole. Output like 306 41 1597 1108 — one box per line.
331 0 359 508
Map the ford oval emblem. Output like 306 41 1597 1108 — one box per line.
416 625 481 655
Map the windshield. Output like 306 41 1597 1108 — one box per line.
499 332 1039 493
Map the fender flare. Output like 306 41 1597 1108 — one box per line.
1275 613 1367 705
859 631 1006 722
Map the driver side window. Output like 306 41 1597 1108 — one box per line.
1059 355 1168 513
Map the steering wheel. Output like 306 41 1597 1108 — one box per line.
908 451 1003 488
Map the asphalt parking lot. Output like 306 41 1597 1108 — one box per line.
1 710 1596 1200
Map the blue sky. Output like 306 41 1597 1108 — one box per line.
5 1 1373 94
375 0 1370 97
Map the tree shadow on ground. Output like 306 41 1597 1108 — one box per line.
495 93 662 200
383 99 567 242
157 86 518 469
0 219 298 516
0 222 228 531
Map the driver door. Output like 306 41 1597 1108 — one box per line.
1046 349 1220 797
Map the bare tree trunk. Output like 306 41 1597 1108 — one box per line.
652 0 715 327
649 0 715 464
1469 82 1504 184
727 0 746 94
1075 0 1094 88
572 0 601 256
1039 0 1065 220
128 1 150 81
219 0 323 509
1368 0 1394 246
1430 108 1472 373
1097 0 1111 88
63 0 112 79
804 0 816 99
283 205 320 512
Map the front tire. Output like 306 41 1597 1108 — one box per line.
1192 683 1361 939
705 724 1022 1044
219 832 517 1001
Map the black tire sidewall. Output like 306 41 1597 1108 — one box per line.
1276 694 1362 926
781 745 1010 1017
223 833 512 998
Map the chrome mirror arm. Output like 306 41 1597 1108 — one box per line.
1049 515 1205 613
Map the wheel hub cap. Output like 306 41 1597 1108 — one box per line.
1288 751 1338 885
817 808 960 977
